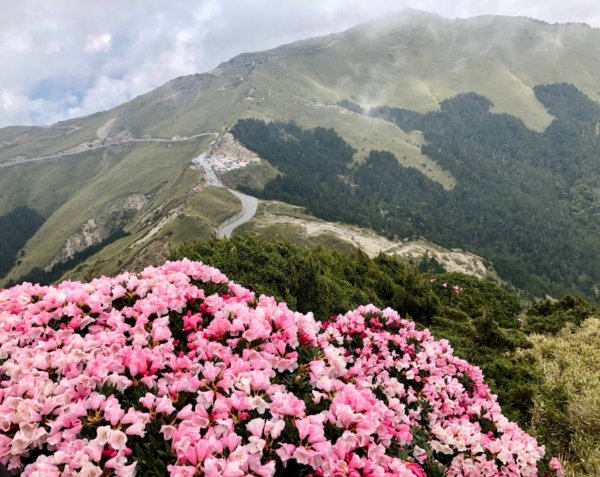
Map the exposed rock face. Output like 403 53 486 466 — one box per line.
48 194 148 269
249 203 490 279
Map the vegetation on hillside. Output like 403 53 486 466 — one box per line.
0 206 44 278
7 229 129 287
173 236 599 475
172 236 596 427
0 138 212 285
231 84 600 300
0 256 565 476
525 318 600 476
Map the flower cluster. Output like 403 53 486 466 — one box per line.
0 259 562 476
430 278 463 295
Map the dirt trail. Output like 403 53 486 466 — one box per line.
260 211 488 278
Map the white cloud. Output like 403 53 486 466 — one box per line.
72 77 128 115
84 33 112 53
0 90 22 112
44 41 62 53
0 0 598 127
0 89 52 125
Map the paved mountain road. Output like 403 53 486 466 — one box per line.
217 190 258 238
0 131 219 169
192 152 259 237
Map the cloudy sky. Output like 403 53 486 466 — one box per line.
1 0 598 127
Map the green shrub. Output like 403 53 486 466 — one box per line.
172 236 539 425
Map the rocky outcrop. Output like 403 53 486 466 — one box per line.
48 194 148 269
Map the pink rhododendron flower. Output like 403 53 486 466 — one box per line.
0 259 563 477
549 457 565 477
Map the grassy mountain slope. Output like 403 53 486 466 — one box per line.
1 11 600 288
4 138 213 283
236 200 492 279
228 86 600 299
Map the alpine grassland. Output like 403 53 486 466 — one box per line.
525 319 600 476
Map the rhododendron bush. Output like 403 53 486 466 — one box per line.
0 260 563 477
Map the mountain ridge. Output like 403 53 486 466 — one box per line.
1 11 600 299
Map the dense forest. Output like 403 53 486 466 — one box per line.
0 206 44 279
172 236 600 472
232 84 600 299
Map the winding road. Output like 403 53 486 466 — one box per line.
0 131 219 169
194 153 259 237
217 190 258 238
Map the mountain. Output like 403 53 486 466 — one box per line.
1 10 600 298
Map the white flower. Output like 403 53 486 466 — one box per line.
323 345 346 376
79 462 103 477
96 425 112 445
10 430 32 455
246 436 266 454
252 395 270 414
108 429 128 450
